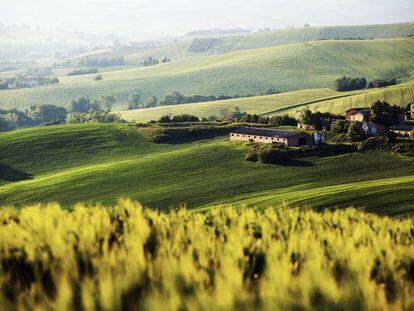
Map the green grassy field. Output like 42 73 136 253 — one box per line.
1 124 414 216
261 81 414 117
1 38 413 110
90 22 414 63
121 81 414 122
119 88 348 122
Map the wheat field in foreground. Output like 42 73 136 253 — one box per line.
0 200 413 310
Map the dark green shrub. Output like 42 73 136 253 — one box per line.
347 122 364 142
258 145 290 164
358 136 389 151
152 134 172 143
244 150 258 162
331 120 349 134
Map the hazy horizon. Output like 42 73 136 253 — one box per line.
2 0 414 41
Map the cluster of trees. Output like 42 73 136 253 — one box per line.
67 68 98 76
79 57 124 67
126 89 283 111
368 78 397 88
0 105 68 131
70 96 115 113
335 76 398 91
0 76 59 90
127 94 158 110
370 100 402 127
127 92 252 110
239 114 297 126
0 108 35 131
159 92 243 106
158 114 200 123
335 76 367 91
66 96 122 124
141 56 171 67
152 108 297 125
0 79 8 90
67 110 122 124
217 107 245 121
261 87 282 96
0 96 122 132
245 144 290 164
300 108 341 130
27 105 68 124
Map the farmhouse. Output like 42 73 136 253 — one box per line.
229 127 315 147
345 108 370 122
390 125 413 137
360 122 386 136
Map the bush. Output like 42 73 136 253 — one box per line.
335 76 367 91
258 145 290 164
368 78 397 88
28 105 67 124
152 134 172 143
0 117 15 132
67 68 98 76
159 114 200 123
244 145 259 162
331 120 349 134
347 122 364 142
358 136 389 151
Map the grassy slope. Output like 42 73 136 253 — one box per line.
1 124 414 216
286 82 414 116
121 81 414 123
1 38 414 110
119 88 345 122
121 22 414 62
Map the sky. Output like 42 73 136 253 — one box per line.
1 0 414 40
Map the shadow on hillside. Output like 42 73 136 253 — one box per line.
295 144 357 159
280 159 314 167
0 165 33 182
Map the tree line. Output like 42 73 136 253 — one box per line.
141 56 171 67
335 76 397 91
67 68 98 76
79 56 125 67
127 92 260 110
0 96 122 132
0 76 59 90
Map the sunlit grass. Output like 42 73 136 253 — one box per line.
0 200 413 310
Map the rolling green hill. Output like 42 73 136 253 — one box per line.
121 81 414 122
119 88 348 122
1 38 413 111
106 22 414 62
1 124 414 216
270 81 414 117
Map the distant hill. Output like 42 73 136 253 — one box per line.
1 38 413 110
125 22 414 61
187 28 250 36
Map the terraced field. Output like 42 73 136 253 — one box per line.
1 38 413 110
1 124 414 216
